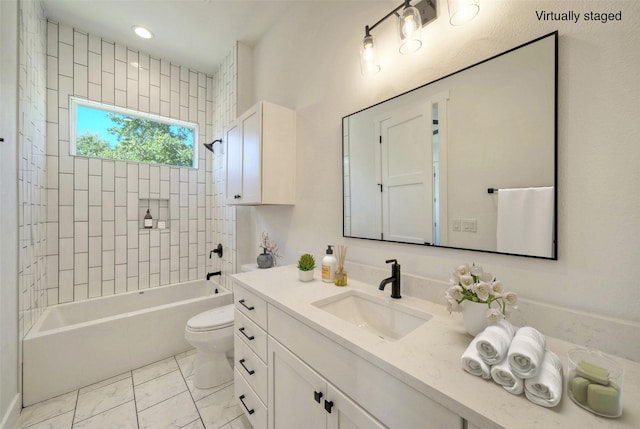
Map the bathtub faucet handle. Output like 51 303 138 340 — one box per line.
210 243 223 259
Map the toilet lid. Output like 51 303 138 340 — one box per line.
187 305 234 332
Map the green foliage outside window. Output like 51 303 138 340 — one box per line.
73 100 196 167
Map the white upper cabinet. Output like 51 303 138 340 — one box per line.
224 101 296 205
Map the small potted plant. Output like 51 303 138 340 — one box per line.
297 253 316 282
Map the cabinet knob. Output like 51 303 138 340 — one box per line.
324 400 334 413
314 390 323 403
234 194 242 199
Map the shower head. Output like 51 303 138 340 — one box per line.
204 139 222 153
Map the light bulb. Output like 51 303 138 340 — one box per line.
398 5 422 54
403 15 417 36
360 34 380 75
448 0 480 26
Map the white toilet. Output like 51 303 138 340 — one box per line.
184 304 235 389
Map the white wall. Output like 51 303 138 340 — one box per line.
250 0 640 333
0 2 20 427
18 0 48 359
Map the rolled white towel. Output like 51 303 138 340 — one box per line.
491 356 524 395
524 350 563 407
507 327 546 379
461 336 491 379
475 319 516 365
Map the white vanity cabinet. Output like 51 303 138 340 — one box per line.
224 101 296 205
268 337 385 429
233 284 268 429
232 277 462 429
268 305 463 429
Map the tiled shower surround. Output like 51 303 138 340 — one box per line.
18 0 48 341
44 20 238 306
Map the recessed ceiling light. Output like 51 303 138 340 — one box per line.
133 26 153 39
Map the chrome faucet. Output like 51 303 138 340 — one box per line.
379 259 401 299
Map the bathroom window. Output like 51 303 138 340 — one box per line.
70 97 198 168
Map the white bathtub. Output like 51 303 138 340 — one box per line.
23 279 232 406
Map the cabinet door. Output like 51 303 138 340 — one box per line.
239 105 261 204
225 120 243 204
268 338 325 429
326 384 386 429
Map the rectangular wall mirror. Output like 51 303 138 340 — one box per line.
342 31 557 259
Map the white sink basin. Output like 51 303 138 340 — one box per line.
312 290 432 341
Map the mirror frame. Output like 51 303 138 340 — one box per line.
342 31 558 260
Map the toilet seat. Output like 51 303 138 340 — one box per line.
187 305 234 332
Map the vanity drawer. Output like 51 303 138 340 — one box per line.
234 283 267 328
235 368 267 429
234 333 268 403
235 309 267 363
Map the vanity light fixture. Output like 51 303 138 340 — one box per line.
447 0 480 26
132 25 154 39
359 0 480 75
359 0 437 75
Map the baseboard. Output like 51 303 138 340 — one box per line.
0 392 21 429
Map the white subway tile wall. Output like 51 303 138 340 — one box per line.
45 20 238 305
18 0 48 349
211 45 238 287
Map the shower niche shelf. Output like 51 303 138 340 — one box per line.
139 198 170 230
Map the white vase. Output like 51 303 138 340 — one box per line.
462 301 489 336
298 269 314 282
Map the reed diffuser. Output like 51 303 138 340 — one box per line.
334 245 348 286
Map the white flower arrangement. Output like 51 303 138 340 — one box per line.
259 232 282 265
445 263 518 323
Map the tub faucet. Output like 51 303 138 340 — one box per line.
379 259 401 299
206 271 221 280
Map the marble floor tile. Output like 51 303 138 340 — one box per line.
72 401 137 429
134 369 188 411
185 376 233 402
138 391 200 429
16 391 78 429
19 410 73 429
196 384 242 429
78 372 131 395
179 419 206 429
18 351 253 429
133 356 179 385
175 349 197 379
175 348 197 361
73 377 134 423
220 414 252 429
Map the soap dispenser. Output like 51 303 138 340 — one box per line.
144 209 153 229
322 245 337 283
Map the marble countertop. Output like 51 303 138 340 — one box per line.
231 265 640 429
